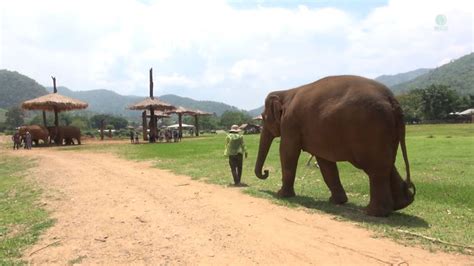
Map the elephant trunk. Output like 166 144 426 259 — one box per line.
254 128 274 180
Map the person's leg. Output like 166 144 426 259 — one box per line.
229 155 239 185
236 153 243 184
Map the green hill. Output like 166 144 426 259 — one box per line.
375 68 431 87
44 88 244 118
160 94 242 116
0 70 48 109
391 53 474 95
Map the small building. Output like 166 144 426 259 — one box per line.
239 123 261 134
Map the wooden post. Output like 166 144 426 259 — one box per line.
52 77 60 144
42 111 47 128
149 68 156 142
142 111 148 141
194 115 199 137
100 119 104 140
178 113 183 139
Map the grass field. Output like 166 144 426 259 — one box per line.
0 155 53 264
66 123 473 254
3 123 473 256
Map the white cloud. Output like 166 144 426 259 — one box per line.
0 0 472 109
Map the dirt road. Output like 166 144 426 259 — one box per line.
5 142 471 264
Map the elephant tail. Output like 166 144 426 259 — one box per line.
394 99 416 196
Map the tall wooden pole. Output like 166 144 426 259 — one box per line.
149 68 156 142
178 113 183 139
142 111 148 141
42 111 47 128
194 115 199 137
52 76 60 144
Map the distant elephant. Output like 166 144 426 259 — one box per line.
255 75 415 217
48 126 82 145
18 125 49 146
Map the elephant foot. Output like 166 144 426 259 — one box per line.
393 196 414 211
365 204 392 217
329 193 348 205
277 187 296 198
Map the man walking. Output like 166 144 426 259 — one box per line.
224 125 247 186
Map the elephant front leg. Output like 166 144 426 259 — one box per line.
277 138 301 198
316 156 348 204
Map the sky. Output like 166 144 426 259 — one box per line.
0 0 473 110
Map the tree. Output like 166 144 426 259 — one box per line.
219 111 252 129
183 115 219 130
90 114 128 129
418 85 460 120
397 90 423 123
5 106 25 129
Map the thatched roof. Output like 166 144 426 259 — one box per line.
128 97 176 111
22 93 88 111
165 106 196 115
145 110 170 118
253 115 263 120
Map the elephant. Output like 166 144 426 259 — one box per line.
18 125 49 146
48 126 82 145
255 75 415 217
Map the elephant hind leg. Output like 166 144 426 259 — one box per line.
390 167 414 210
365 167 394 217
316 156 347 204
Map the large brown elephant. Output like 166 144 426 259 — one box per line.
48 126 82 145
18 125 49 146
255 75 415 217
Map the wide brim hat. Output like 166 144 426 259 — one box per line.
229 124 241 132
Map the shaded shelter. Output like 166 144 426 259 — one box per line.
22 77 88 144
128 68 175 141
165 106 196 138
191 109 212 136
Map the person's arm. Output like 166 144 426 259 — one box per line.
224 135 230 156
241 136 248 158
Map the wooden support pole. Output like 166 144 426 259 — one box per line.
142 111 148 141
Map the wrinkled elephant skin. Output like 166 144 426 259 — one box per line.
18 125 49 146
48 126 82 145
254 75 415 217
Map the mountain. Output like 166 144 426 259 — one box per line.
375 68 431 87
45 87 243 117
159 94 242 116
46 86 142 118
0 70 48 109
391 53 474 95
248 106 264 117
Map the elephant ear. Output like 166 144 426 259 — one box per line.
267 95 282 124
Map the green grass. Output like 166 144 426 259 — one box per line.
59 124 474 254
0 155 53 264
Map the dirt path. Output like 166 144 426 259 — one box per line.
4 141 471 264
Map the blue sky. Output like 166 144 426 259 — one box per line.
0 0 472 110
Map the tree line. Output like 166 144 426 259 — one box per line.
3 83 470 132
0 108 256 133
397 84 473 122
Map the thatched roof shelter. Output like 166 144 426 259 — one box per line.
145 110 170 118
253 114 263 121
21 77 88 145
128 97 175 111
190 109 212 136
127 68 176 142
22 93 88 111
165 106 196 137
